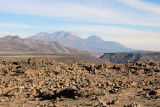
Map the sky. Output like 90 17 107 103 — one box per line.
0 0 160 51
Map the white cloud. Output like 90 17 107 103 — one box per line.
102 35 160 51
0 0 160 26
0 22 34 28
0 0 118 20
0 31 33 38
0 0 160 51
0 22 36 38
119 0 160 15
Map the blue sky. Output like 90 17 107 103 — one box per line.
0 0 160 51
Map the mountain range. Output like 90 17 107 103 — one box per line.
0 35 92 54
0 35 105 63
28 31 134 52
1 34 160 64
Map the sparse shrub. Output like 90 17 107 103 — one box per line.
27 79 33 83
13 72 24 76
156 95 160 99
59 98 71 101
93 92 105 96
3 70 8 76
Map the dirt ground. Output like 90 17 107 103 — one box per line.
0 58 160 107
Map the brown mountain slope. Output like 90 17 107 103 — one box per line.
100 51 160 63
0 35 91 53
0 36 104 63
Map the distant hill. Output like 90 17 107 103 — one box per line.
27 31 134 52
100 51 160 63
0 53 105 64
0 35 105 63
86 35 134 52
0 35 92 53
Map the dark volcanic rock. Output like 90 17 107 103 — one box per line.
100 51 160 63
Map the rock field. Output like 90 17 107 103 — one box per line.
0 58 160 107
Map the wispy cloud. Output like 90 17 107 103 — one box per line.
0 0 160 26
0 31 33 38
0 22 34 28
0 0 160 51
0 0 118 20
119 0 160 15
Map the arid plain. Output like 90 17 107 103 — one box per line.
0 56 160 107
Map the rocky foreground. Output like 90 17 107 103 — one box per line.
0 58 160 107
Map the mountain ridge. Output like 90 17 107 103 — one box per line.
0 35 92 54
27 31 134 52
